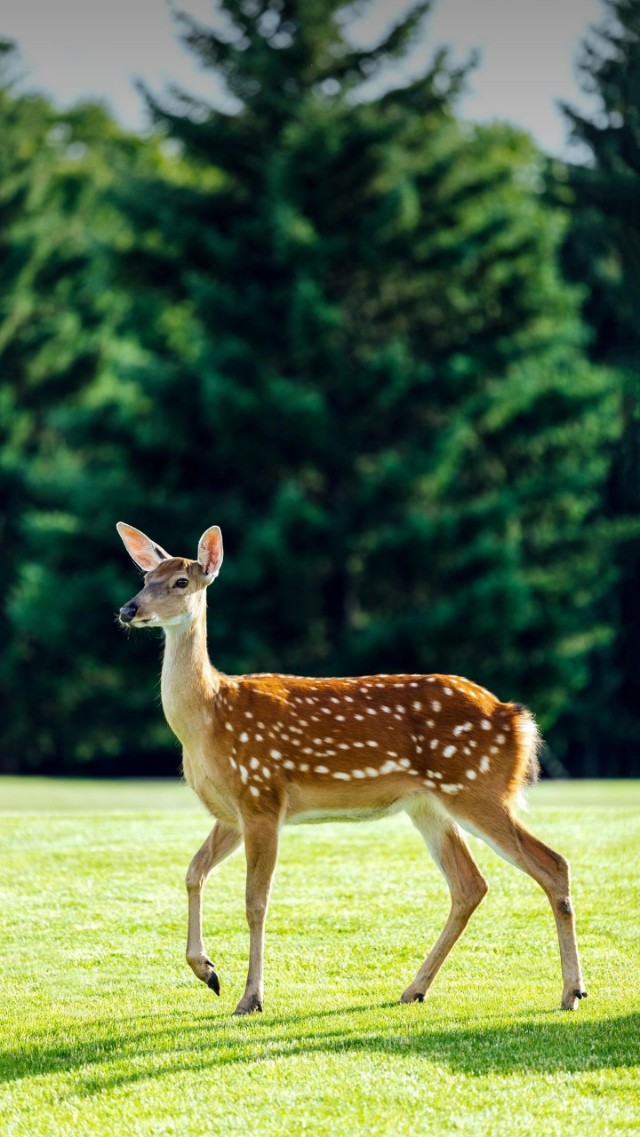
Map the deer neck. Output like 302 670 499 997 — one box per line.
161 604 219 749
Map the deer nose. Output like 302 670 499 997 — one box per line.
119 601 138 623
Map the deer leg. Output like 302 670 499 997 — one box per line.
457 804 587 1010
186 820 243 993
233 817 280 1015
401 801 489 1004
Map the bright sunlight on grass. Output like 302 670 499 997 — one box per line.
1 778 638 1136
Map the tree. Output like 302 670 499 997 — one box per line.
0 4 621 774
0 42 167 770
555 0 640 772
100 3 618 758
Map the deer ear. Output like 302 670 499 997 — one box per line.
116 522 172 573
197 525 223 580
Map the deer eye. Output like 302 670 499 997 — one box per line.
173 578 189 589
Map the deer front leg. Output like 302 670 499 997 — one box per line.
233 816 280 1015
186 820 243 993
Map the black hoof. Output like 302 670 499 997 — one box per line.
575 989 588 999
207 971 221 995
415 994 425 1003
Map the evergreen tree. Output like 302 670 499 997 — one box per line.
99 2 618 755
0 3 622 773
556 0 640 772
0 43 164 770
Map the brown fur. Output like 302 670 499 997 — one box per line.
117 522 586 1014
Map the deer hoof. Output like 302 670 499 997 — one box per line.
232 995 263 1015
400 988 425 1004
561 987 587 1010
207 970 220 995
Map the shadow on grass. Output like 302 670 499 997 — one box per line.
1 1004 638 1095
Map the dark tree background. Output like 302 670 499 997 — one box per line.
0 2 636 776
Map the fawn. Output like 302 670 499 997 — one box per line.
117 521 587 1015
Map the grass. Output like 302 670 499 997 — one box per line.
0 777 638 1136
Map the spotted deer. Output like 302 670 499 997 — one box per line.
117 522 587 1016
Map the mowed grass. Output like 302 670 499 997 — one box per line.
0 778 638 1136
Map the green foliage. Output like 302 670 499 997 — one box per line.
554 0 640 763
0 6 626 772
0 778 639 1135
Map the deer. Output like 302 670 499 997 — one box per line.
116 521 587 1016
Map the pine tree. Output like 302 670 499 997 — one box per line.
556 0 640 772
1 4 621 772
0 42 163 770
102 2 618 755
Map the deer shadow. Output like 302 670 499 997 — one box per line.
2 1001 638 1098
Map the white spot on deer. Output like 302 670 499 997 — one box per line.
412 701 422 711
255 734 263 742
355 714 364 722
365 767 379 777
443 745 457 758
490 746 499 755
496 734 505 745
322 707 331 715
333 771 351 781
283 760 295 770
399 758 411 768
302 747 313 755
250 757 260 770
381 705 391 713
249 785 260 798
244 711 253 719
338 743 350 750
225 722 233 732
315 765 329 774
380 759 400 774
441 784 461 794
466 769 477 780
299 763 309 772
344 696 353 703
239 766 248 783
366 708 377 715
336 715 346 722
424 779 436 789
432 701 441 713
270 750 281 760
480 756 490 773
262 766 271 778
444 687 453 696
352 770 366 778
430 739 439 750
331 697 340 704
481 719 491 730
229 757 237 770
367 740 379 748
353 741 365 748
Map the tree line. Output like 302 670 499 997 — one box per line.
1 0 639 777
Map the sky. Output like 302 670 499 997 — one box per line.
1 0 605 156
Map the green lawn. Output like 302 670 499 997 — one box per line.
0 777 638 1136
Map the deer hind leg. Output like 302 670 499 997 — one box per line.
457 803 587 1010
186 820 243 993
400 800 489 1004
